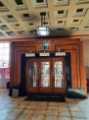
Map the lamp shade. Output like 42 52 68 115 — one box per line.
37 26 50 36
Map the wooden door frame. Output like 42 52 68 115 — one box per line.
38 58 52 93
26 58 39 93
26 56 66 94
52 57 66 94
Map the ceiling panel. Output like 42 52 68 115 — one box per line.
32 0 47 7
0 0 89 38
53 0 69 6
76 0 89 4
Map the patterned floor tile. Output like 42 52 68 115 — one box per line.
0 89 89 120
71 111 87 119
58 111 71 117
44 115 57 120
57 116 73 120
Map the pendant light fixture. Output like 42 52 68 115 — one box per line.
37 12 50 36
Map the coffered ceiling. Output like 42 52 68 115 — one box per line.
0 0 89 38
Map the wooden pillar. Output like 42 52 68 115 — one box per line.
71 49 81 89
79 42 87 94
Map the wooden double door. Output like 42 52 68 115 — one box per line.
26 57 66 95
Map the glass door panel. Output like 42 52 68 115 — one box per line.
26 57 66 94
40 62 50 87
54 61 63 88
28 62 38 87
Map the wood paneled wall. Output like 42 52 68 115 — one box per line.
83 40 89 66
83 40 89 79
10 37 87 95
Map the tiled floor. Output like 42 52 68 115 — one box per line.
0 89 89 120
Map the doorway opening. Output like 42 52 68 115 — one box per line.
0 42 10 89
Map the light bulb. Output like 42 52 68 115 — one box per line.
37 26 50 36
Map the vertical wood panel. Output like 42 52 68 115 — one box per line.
83 40 89 79
80 42 87 94
83 40 89 67
71 50 78 89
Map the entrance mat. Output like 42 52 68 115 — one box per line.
25 93 66 102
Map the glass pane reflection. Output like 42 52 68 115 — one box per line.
54 61 63 88
41 62 50 87
28 62 37 87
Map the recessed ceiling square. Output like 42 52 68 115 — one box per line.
32 0 47 7
15 0 23 5
76 0 89 4
74 8 87 16
0 25 9 30
3 14 17 22
0 1 4 7
53 0 69 6
55 9 68 18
